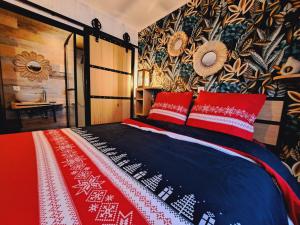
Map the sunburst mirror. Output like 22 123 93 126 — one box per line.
167 31 188 57
13 51 52 82
193 41 228 78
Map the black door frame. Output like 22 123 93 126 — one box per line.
0 1 137 127
64 33 79 127
0 1 85 129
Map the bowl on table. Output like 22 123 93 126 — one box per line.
15 90 42 103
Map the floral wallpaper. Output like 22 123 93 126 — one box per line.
138 0 300 181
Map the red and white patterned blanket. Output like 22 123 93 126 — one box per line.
0 129 190 225
1 121 299 225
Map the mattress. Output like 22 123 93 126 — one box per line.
0 118 299 225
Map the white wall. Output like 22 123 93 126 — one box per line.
3 0 138 44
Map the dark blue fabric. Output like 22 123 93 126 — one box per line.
140 118 300 199
75 119 299 225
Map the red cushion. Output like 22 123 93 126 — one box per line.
186 91 266 140
147 92 193 125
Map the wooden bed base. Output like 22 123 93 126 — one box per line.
254 98 286 150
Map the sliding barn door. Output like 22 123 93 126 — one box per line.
89 37 132 125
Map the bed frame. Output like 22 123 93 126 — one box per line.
254 97 287 151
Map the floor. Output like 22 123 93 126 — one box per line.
0 109 67 134
21 112 67 132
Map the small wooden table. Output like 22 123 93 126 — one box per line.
11 102 63 128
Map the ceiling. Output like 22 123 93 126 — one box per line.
82 0 187 30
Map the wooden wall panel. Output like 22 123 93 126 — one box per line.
257 100 284 122
254 123 280 146
91 98 130 125
90 68 131 97
90 37 131 73
0 9 69 129
0 13 18 28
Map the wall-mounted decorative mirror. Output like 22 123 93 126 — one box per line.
201 51 217 67
27 61 42 73
174 39 183 50
13 51 52 82
193 41 227 78
167 31 188 57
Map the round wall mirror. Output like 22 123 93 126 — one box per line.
193 41 228 78
201 51 217 67
174 39 183 50
14 51 51 82
167 31 188 57
27 61 42 73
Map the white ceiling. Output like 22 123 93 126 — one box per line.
83 0 187 31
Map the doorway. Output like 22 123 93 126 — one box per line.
0 1 136 133
0 6 85 133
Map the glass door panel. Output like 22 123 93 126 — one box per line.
76 35 85 127
64 33 76 127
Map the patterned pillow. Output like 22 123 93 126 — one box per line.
147 92 193 125
186 91 266 140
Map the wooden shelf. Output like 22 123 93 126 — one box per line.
135 101 143 114
135 88 152 117
143 86 163 90
137 86 162 90
135 87 162 117
136 90 143 100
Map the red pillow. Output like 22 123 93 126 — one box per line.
186 91 266 140
147 92 193 125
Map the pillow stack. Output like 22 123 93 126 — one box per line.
147 91 266 141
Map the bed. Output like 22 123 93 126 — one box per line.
0 117 299 225
1 90 300 225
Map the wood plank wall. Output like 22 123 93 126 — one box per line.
0 8 70 127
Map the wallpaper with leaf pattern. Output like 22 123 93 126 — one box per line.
138 0 300 181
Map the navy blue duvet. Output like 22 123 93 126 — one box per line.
72 118 300 225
